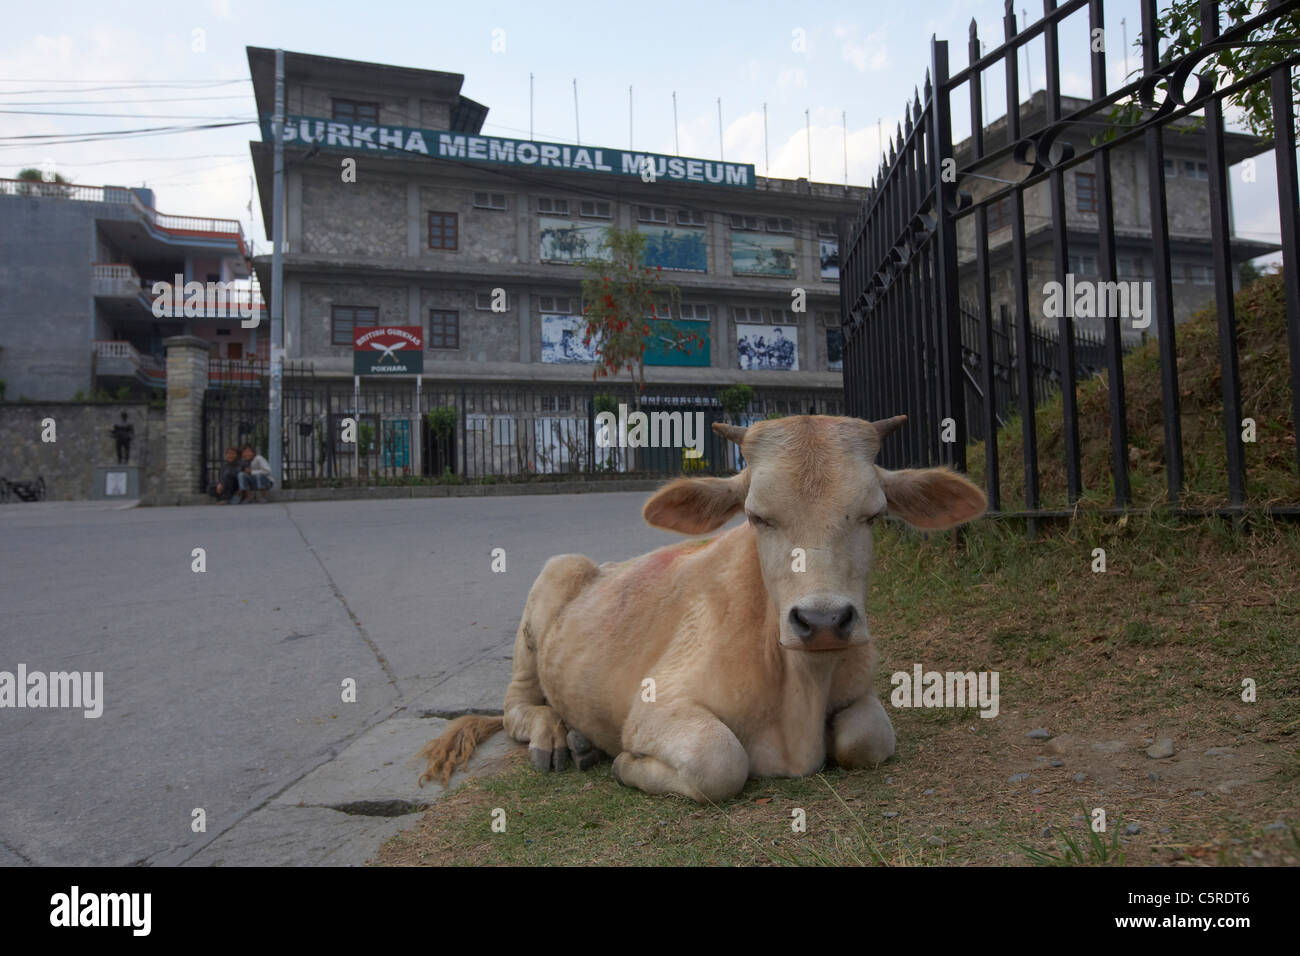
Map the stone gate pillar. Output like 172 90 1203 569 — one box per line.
164 335 211 495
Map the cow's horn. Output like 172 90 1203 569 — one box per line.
712 422 748 446
871 414 907 441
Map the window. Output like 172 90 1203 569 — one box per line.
579 200 611 218
1183 160 1209 180
475 291 511 311
988 195 1013 231
1075 172 1098 213
537 197 570 215
637 205 668 223
540 395 574 412
1163 158 1179 177
679 303 710 320
817 310 839 327
331 306 377 346
765 217 794 234
428 212 458 250
538 295 574 314
1118 256 1146 279
816 221 838 238
492 418 516 447
676 209 708 227
332 99 379 124
473 192 507 210
428 310 459 349
1186 263 1214 285
733 306 764 323
1068 255 1098 276
730 214 760 231
768 308 796 324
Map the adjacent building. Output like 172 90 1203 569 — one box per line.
0 179 259 401
952 90 1279 342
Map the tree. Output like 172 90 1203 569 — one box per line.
578 227 704 409
14 167 72 197
1238 259 1263 288
1115 1 1298 140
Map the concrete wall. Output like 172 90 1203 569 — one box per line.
0 401 165 500
299 280 410 357
301 173 406 257
0 197 99 401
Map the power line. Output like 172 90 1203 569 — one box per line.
0 109 255 119
0 120 256 148
16 152 245 166
0 79 248 94
0 94 254 106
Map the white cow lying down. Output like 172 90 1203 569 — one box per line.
420 414 986 802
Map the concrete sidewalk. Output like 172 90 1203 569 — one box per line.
188 658 518 867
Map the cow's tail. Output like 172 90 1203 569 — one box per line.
417 714 505 788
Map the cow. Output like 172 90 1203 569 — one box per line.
418 414 986 802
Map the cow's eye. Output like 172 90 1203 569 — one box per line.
859 513 879 526
747 512 774 529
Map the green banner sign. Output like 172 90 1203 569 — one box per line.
262 115 756 189
644 319 711 367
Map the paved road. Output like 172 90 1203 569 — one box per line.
0 493 683 865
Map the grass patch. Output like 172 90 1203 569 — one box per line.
378 513 1299 867
968 271 1297 512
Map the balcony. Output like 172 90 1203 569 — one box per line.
92 263 143 299
93 340 165 387
142 281 267 321
2 177 253 262
93 343 274 388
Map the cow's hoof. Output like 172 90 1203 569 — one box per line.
567 730 603 770
530 746 569 772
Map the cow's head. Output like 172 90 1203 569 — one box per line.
642 415 986 653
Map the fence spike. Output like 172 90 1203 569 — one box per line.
969 17 978 39
905 109 913 136
923 69 932 101
1004 0 1014 17
914 87 922 118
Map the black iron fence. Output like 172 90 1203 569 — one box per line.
959 301 1124 443
840 0 1300 516
202 358 842 489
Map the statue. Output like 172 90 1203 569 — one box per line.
109 412 134 464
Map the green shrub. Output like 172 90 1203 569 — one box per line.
425 405 457 437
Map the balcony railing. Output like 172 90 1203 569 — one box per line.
140 282 266 318
92 263 141 281
94 340 165 384
2 178 252 260
92 262 143 300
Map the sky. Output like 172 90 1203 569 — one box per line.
0 0 1287 258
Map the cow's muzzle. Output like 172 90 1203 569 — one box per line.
788 603 859 651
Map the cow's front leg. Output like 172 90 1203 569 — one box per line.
612 701 749 803
830 693 896 768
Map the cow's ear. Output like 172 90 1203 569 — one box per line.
643 471 750 534
875 466 986 530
